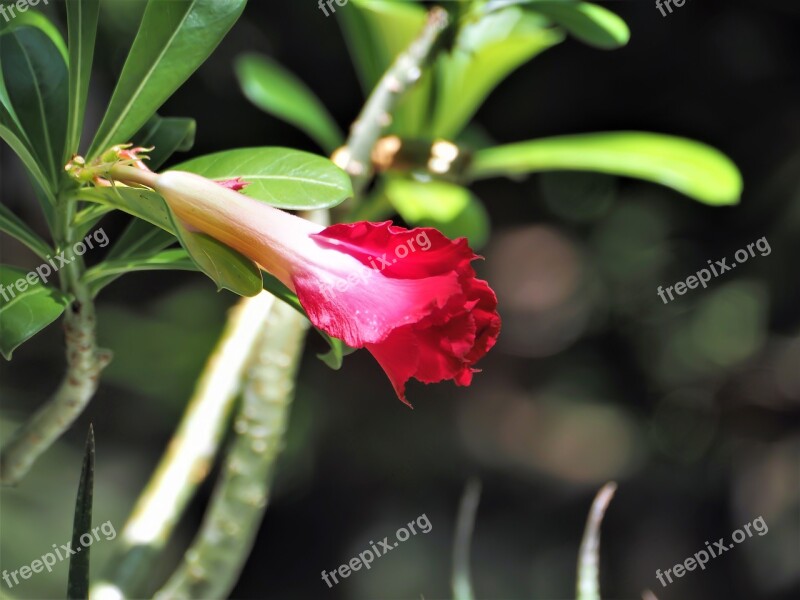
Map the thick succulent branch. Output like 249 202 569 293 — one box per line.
335 6 449 197
153 298 309 600
91 292 276 599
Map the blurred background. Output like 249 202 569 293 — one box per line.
1 0 799 598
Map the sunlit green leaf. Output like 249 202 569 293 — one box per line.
235 53 342 154
384 179 490 248
523 1 629 49
0 10 68 61
89 0 246 158
171 148 353 210
470 132 743 205
0 265 71 360
432 7 564 138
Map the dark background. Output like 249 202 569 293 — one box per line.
1 0 799 599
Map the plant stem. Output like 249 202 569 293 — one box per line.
90 292 276 599
0 195 109 485
335 6 449 197
576 482 617 600
153 298 308 600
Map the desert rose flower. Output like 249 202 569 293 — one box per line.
112 168 500 405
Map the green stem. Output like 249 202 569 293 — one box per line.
337 6 449 198
153 298 308 600
90 292 276 599
0 192 109 485
576 482 617 600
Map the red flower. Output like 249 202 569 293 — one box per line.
137 171 500 404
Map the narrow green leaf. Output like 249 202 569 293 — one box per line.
261 271 353 369
132 114 196 170
75 187 174 232
0 202 52 260
470 132 743 205
65 0 101 160
67 425 95 600
235 54 343 154
86 249 197 296
88 0 246 158
106 217 175 261
432 7 564 138
0 26 68 184
171 148 354 210
526 1 630 49
165 207 263 297
0 123 55 203
0 265 71 360
384 179 490 248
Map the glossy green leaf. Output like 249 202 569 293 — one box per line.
65 0 100 160
132 114 196 170
76 187 174 232
520 1 629 49
384 179 490 248
88 0 246 158
469 132 743 205
75 186 263 297
0 265 71 360
261 271 353 370
0 202 51 260
235 53 343 154
0 26 68 184
67 425 94 600
166 208 263 297
431 7 564 138
171 147 354 210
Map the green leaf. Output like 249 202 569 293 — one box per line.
469 132 744 205
261 271 353 370
235 53 343 154
0 26 69 184
431 7 564 138
171 147 354 210
106 217 176 261
88 0 246 158
166 208 264 297
0 9 68 62
0 124 55 207
521 1 630 49
0 202 51 260
132 114 196 170
75 187 263 297
65 0 101 160
86 249 197 296
67 425 94 600
0 265 71 360
384 179 490 248
76 187 174 232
